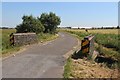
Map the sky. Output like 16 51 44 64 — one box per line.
1 0 120 2
1 2 118 28
118 2 120 26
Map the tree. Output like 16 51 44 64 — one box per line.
38 12 61 33
16 15 45 34
1 27 9 29
117 26 119 29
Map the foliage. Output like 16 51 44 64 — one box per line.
16 12 61 34
38 12 61 34
16 15 45 34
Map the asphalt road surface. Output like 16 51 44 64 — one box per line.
2 32 78 78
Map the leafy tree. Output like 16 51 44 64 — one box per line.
16 15 45 34
38 12 61 33
117 26 119 29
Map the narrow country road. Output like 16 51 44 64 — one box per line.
2 32 78 78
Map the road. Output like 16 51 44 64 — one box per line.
2 32 78 78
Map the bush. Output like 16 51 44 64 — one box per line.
16 15 45 34
16 12 61 34
38 12 61 34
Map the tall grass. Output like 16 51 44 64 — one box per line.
1 29 16 52
95 33 119 52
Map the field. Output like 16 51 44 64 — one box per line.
62 29 120 78
1 29 58 55
67 29 118 34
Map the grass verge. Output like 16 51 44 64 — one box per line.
37 33 58 42
64 57 72 78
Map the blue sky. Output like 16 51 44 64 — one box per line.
118 2 120 26
2 2 118 28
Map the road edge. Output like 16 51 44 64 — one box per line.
62 32 81 78
63 32 81 59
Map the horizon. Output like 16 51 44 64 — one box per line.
2 2 118 28
1 25 118 28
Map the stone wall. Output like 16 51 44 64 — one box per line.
12 33 38 46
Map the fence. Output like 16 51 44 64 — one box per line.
10 33 38 46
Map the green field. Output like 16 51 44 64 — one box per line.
1 29 58 55
66 29 118 34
